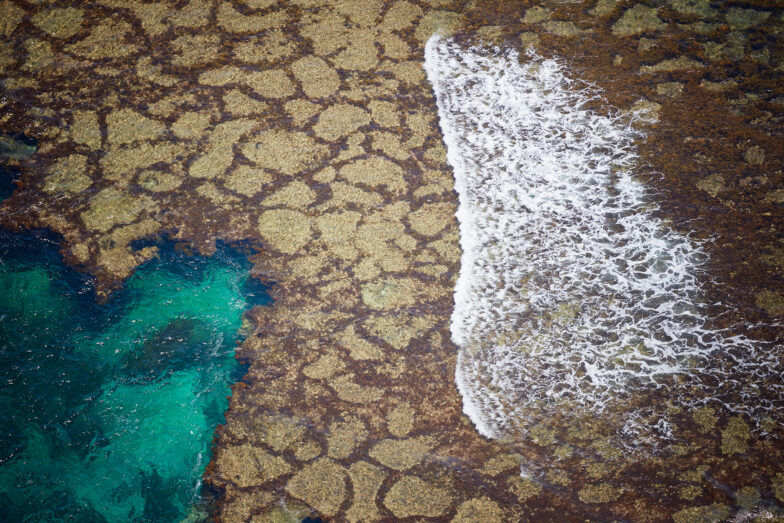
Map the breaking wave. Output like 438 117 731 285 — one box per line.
424 35 783 441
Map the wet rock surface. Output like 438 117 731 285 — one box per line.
0 0 782 521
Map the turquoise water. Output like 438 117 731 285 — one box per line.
0 231 269 522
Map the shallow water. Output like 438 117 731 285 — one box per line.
0 231 269 522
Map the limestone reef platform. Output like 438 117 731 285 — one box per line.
1 0 784 520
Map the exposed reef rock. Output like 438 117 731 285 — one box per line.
0 0 783 521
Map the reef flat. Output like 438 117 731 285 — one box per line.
1 0 783 521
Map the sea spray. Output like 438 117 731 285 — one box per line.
424 35 782 442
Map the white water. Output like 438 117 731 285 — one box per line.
424 36 782 441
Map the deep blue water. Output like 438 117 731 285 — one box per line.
0 230 269 522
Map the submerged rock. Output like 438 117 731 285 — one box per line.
725 8 771 30
756 290 784 317
0 133 36 161
384 476 453 518
670 0 717 19
672 503 730 523
612 5 667 36
577 483 622 503
721 416 751 455
286 458 347 518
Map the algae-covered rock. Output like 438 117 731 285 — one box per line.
100 143 185 181
735 486 761 509
640 56 703 74
670 0 717 19
721 416 751 455
303 353 344 380
387 402 415 437
697 174 726 198
612 5 667 36
657 82 684 98
346 461 385 523
522 6 550 24
292 56 340 99
519 32 540 49
672 503 730 523
762 191 784 206
327 417 368 459
369 435 436 470
106 108 165 145
137 170 183 193
693 406 718 433
744 146 765 166
725 8 770 30
31 7 84 39
361 278 416 309
384 476 453 518
81 187 156 232
224 165 272 197
218 444 292 487
65 19 138 59
408 202 454 237
171 111 211 140
381 1 422 32
316 211 361 258
223 89 268 117
0 1 24 37
313 103 370 142
257 209 312 255
247 69 295 98
328 373 384 404
578 483 622 503
258 415 305 453
286 458 347 517
262 181 316 209
294 439 322 462
452 497 505 522
336 325 383 360
332 28 378 72
529 424 556 446
43 154 91 194
756 290 784 317
544 21 588 37
253 502 312 523
590 0 620 17
680 484 703 500
481 454 522 476
414 10 464 42
242 130 328 175
340 157 406 195
71 111 101 149
509 476 541 501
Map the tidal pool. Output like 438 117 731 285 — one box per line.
0 231 269 522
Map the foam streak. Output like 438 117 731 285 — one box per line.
424 36 781 440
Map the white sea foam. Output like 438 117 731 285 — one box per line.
424 35 783 441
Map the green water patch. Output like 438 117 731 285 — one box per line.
0 231 270 522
